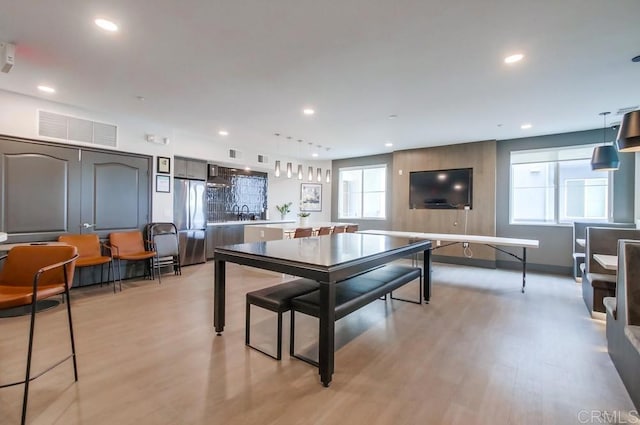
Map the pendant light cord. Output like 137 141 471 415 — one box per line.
600 111 610 145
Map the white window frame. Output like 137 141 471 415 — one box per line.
509 144 612 225
338 164 387 220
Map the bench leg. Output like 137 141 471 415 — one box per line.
245 303 283 361
390 274 423 305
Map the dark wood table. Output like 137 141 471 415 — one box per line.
213 232 432 387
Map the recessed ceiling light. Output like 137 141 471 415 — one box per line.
385 142 393 147
504 53 524 64
218 130 228 136
37 85 55 94
632 55 640 63
94 18 119 32
521 123 532 129
388 114 398 119
312 153 319 158
303 108 315 115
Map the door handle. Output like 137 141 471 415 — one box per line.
82 223 96 228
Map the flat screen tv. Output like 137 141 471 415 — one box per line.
409 168 473 209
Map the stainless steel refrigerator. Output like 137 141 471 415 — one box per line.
174 178 207 265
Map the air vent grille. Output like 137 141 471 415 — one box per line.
229 149 242 159
38 110 117 147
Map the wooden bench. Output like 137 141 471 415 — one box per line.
289 264 422 366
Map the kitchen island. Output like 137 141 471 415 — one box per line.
205 220 295 259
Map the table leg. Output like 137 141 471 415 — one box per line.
318 281 336 387
423 248 432 303
522 248 527 293
214 260 226 335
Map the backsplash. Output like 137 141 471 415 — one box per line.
207 166 268 222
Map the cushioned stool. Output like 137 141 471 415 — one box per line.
246 279 318 360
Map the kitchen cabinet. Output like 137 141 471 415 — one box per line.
206 224 245 259
174 157 206 180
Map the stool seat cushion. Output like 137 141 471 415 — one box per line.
247 280 318 312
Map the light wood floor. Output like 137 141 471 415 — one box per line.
0 262 635 425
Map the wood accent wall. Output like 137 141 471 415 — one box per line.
392 140 497 261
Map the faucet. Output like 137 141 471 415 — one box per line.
241 205 249 220
231 204 240 220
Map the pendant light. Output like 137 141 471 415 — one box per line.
616 110 640 152
274 133 281 177
286 136 293 178
297 140 303 180
590 112 620 171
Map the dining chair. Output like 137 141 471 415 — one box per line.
108 231 160 285
293 227 313 238
332 225 346 234
58 234 118 292
0 245 79 425
345 225 359 233
316 226 332 236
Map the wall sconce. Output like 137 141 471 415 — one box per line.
286 162 292 178
308 166 314 181
325 169 331 183
297 164 303 180
274 160 281 177
316 168 322 182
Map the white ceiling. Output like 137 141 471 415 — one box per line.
0 0 639 160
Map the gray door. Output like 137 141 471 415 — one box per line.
80 150 150 239
0 138 82 242
0 136 151 242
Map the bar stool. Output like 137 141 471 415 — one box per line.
245 279 318 359
0 245 79 425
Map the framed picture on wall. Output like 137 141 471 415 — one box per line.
300 183 322 212
156 175 170 193
157 156 171 174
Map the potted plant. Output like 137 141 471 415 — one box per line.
275 202 292 220
298 211 311 226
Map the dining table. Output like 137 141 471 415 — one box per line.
594 254 618 271
213 232 432 387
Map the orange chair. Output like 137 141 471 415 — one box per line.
317 226 332 236
108 231 160 285
58 234 118 292
345 225 359 233
332 225 346 234
293 227 313 238
0 245 78 425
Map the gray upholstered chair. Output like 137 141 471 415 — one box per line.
583 227 640 315
605 240 640 409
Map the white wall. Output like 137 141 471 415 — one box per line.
0 90 332 223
